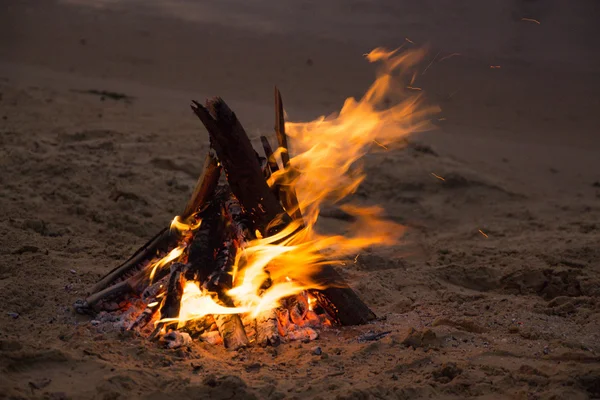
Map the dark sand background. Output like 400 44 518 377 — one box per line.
1 1 600 398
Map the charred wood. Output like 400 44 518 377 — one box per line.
309 265 377 326
273 87 303 222
191 98 291 236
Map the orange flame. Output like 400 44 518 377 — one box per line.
167 47 437 325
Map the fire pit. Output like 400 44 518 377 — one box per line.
75 48 432 350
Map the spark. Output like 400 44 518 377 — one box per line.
478 229 489 238
438 53 461 63
431 172 445 181
405 37 415 44
422 51 440 75
406 86 422 91
521 18 540 24
354 253 360 263
490 65 501 69
373 140 388 150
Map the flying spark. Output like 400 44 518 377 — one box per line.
373 140 388 150
521 18 541 24
438 53 461 63
478 229 489 238
431 172 445 181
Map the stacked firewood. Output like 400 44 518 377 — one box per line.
75 89 376 349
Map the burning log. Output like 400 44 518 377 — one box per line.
191 98 291 236
149 262 186 338
128 304 158 331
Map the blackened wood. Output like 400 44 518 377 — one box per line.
141 275 169 301
224 193 255 245
181 150 221 218
309 265 376 325
158 262 186 332
206 236 235 291
128 306 158 331
186 193 225 283
273 87 303 222
274 87 290 167
83 280 132 312
260 135 279 174
191 98 291 236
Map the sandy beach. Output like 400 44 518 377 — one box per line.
1 1 600 398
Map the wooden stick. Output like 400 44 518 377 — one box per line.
260 135 279 174
186 191 226 283
84 280 133 311
273 87 303 222
156 262 186 333
274 87 290 167
181 149 221 218
191 98 291 236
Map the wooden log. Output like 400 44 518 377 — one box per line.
273 87 303 221
141 275 169 301
128 306 158 331
149 262 186 339
214 313 249 350
180 316 215 339
255 309 281 347
186 191 226 283
191 98 291 236
183 188 249 350
223 193 255 245
83 280 133 312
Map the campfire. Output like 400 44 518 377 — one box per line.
75 48 433 350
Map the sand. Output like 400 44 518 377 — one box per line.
1 1 600 399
